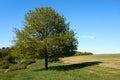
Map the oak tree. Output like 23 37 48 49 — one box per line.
13 7 78 70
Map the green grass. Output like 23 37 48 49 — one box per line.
0 54 120 80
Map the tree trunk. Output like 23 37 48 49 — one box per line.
44 46 48 70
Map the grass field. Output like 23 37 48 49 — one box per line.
0 54 120 80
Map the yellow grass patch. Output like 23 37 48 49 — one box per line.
60 54 120 69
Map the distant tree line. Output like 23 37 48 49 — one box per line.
0 47 14 69
75 51 93 56
0 47 36 72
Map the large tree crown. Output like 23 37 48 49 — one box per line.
24 7 69 38
13 7 78 59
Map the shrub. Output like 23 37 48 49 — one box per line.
84 52 93 55
4 55 16 63
0 60 11 69
6 64 27 72
75 51 93 56
20 59 36 65
48 57 59 62
0 55 16 69
4 59 36 72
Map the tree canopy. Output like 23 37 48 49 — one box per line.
13 7 78 70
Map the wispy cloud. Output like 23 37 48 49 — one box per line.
80 35 96 40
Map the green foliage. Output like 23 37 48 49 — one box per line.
0 47 12 59
75 51 93 56
13 7 78 69
13 7 77 58
20 59 36 65
4 55 16 63
0 46 36 70
48 57 59 62
0 60 11 69
0 47 15 69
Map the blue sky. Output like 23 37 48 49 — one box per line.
0 0 120 54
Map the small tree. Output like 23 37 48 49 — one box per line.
13 7 78 70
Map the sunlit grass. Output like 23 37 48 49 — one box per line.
0 54 120 80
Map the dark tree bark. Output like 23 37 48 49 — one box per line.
44 46 48 70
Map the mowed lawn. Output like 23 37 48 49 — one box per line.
0 54 120 80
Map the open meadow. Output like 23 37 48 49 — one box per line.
0 1 120 80
0 54 120 80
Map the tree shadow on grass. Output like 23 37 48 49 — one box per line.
33 61 102 71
